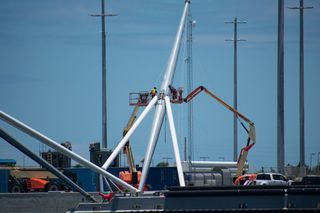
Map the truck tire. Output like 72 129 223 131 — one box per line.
9 183 23 193
46 183 60 191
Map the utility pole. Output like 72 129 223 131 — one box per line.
277 0 285 174
90 0 117 192
90 0 117 150
186 10 195 162
288 0 313 177
225 17 246 162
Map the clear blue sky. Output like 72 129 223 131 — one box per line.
0 0 319 171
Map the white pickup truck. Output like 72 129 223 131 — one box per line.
254 173 289 186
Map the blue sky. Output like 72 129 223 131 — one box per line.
0 0 319 171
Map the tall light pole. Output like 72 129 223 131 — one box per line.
288 0 313 177
225 17 246 162
277 0 285 174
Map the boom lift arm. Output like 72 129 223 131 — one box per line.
122 104 139 175
182 86 256 176
120 103 144 186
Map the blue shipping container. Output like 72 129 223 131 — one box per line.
64 168 97 192
64 167 179 192
107 167 178 191
0 169 9 193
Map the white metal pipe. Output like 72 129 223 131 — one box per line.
164 96 185 186
138 1 190 192
99 174 104 192
0 111 137 192
183 160 248 168
103 176 112 192
160 1 191 95
138 101 166 191
102 96 158 170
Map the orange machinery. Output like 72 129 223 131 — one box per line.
177 85 256 177
119 104 142 187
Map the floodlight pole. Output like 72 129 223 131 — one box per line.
288 0 313 177
225 17 246 162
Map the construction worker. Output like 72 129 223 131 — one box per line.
169 85 177 100
151 87 157 98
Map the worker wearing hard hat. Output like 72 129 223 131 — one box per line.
151 87 157 98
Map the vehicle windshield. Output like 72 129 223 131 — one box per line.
256 174 271 180
273 174 285 181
